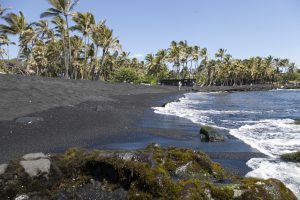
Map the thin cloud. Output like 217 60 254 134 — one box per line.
131 53 144 59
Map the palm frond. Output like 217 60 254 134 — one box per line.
69 0 80 12
40 8 61 18
47 0 62 10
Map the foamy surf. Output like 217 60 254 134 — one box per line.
229 119 300 157
153 90 300 198
246 158 300 198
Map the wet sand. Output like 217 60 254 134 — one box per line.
0 74 266 176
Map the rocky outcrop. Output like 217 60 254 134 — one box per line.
281 151 300 163
200 125 225 142
0 145 296 200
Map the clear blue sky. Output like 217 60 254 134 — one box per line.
1 0 300 66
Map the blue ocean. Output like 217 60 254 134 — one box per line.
154 89 300 198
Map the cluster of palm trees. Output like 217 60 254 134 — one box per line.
0 1 142 81
146 41 298 86
0 1 298 85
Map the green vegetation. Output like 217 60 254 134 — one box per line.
281 151 300 163
0 2 299 85
0 145 296 199
113 67 142 83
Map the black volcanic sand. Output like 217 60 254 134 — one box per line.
0 74 266 176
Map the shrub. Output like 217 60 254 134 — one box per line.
113 67 141 83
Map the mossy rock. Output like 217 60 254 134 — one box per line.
200 125 225 142
0 145 297 199
281 151 300 163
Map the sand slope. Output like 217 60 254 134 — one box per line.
0 75 176 121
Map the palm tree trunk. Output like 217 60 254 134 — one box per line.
6 45 9 60
90 45 98 80
16 46 24 72
65 15 71 79
62 36 68 77
95 48 106 81
83 35 87 79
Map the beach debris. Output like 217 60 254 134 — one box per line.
0 164 8 175
15 117 44 124
200 125 225 142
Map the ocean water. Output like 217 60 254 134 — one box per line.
153 89 300 198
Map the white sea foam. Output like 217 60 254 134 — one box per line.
246 158 300 198
229 119 300 157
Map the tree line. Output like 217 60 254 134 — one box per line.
0 1 299 86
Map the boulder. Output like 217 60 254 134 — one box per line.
200 125 225 142
294 119 300 125
281 151 300 163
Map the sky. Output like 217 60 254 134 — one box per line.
1 0 300 66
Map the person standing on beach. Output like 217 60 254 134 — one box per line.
179 81 182 91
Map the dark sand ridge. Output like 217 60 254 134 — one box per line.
0 74 266 175
0 74 178 121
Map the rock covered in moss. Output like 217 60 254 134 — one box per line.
0 145 297 200
200 125 225 142
281 151 300 163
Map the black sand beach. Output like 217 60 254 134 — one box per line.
0 74 265 176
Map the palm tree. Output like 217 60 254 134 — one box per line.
70 35 84 79
92 23 120 80
178 40 190 76
89 20 105 79
274 58 281 73
0 11 31 63
0 34 15 60
215 48 226 62
191 45 200 78
145 53 155 76
33 20 54 41
199 47 209 85
41 0 80 78
167 41 180 78
30 40 47 76
51 15 68 77
72 12 95 79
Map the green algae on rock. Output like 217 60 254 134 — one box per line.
281 151 300 163
200 125 225 142
0 144 297 200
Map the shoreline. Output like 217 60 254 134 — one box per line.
0 75 270 176
189 83 300 93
